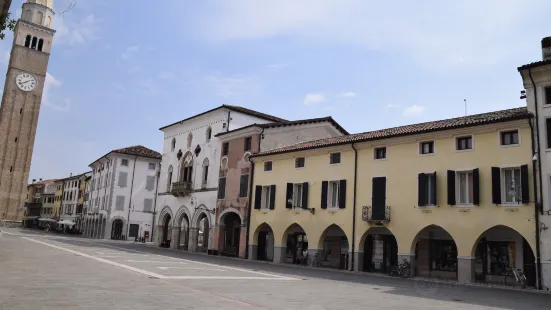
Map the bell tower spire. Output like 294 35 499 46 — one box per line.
0 0 56 224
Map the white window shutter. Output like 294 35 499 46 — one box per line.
115 196 125 211
146 176 155 191
144 199 153 212
118 172 128 187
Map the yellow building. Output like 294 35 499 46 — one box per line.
53 180 63 220
249 107 537 286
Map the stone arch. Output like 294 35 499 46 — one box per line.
252 222 274 261
316 224 351 270
217 210 243 257
110 217 125 239
359 227 398 273
23 9 32 21
33 11 43 25
202 157 209 184
173 205 192 250
179 151 194 183
157 206 173 226
193 208 211 252
218 207 245 226
469 225 536 258
46 16 52 27
410 224 458 280
280 223 309 264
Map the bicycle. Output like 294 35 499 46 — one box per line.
504 266 526 288
310 252 321 267
297 254 310 266
388 258 412 278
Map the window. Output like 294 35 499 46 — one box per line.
167 165 173 186
295 157 305 168
149 163 156 170
144 198 153 212
329 152 341 164
374 147 387 160
456 136 473 151
502 167 521 203
37 39 44 52
146 176 155 191
121 159 129 166
244 137 252 151
202 158 209 185
420 141 434 155
261 186 272 209
118 172 128 187
264 161 273 172
430 240 457 272
25 35 31 47
206 127 212 142
457 171 474 204
187 133 193 148
31 36 37 49
546 119 551 149
488 242 511 275
328 181 340 208
239 174 249 197
546 86 551 105
500 130 519 146
218 177 226 199
222 142 229 156
419 173 436 206
115 196 125 211
171 138 176 152
293 183 303 208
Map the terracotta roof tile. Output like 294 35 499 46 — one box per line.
252 107 531 157
113 145 161 159
216 116 349 137
518 59 551 70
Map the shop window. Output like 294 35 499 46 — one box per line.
430 240 457 272
488 242 511 275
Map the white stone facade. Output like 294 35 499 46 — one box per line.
83 147 161 241
59 176 80 223
155 106 278 251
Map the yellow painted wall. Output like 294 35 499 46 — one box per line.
249 119 536 258
250 145 356 250
53 182 63 218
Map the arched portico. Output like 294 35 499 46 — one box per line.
156 206 173 248
171 206 192 250
250 223 274 262
279 223 308 264
194 210 211 253
410 225 458 280
317 224 351 270
359 227 398 273
111 217 125 240
216 209 245 258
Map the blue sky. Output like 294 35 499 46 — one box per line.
1 0 550 180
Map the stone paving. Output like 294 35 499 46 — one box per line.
1 228 551 309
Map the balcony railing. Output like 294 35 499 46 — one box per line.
362 206 391 223
171 181 193 197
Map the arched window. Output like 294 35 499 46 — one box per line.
46 16 52 27
171 138 176 152
206 127 212 142
37 39 44 51
25 35 31 47
167 165 173 189
181 153 193 183
34 11 44 25
202 158 209 185
31 37 38 50
23 10 32 21
187 133 193 148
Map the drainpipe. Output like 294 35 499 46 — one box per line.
151 163 161 243
245 128 264 259
126 155 138 239
227 111 231 132
528 68 543 290
351 143 358 272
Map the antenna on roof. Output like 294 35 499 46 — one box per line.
464 99 467 116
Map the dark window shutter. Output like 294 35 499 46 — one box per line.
372 177 386 207
447 170 456 205
418 173 426 206
269 185 276 210
254 186 262 209
432 172 437 206
217 178 226 199
339 180 347 209
286 183 293 209
547 119 551 148
521 164 529 204
302 182 309 209
491 167 501 204
321 181 328 209
546 87 551 105
473 168 480 205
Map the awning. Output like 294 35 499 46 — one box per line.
24 216 39 220
58 220 76 226
38 218 57 223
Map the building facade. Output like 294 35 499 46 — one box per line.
82 145 161 241
0 0 55 225
248 108 538 286
519 36 551 289
155 105 286 252
214 117 348 258
59 174 83 224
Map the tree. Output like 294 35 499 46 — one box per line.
0 12 16 40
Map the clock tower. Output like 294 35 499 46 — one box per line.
0 0 55 224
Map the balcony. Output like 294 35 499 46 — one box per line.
362 206 391 224
171 181 193 197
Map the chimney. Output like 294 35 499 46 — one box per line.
32 179 36 183
39 178 42 182
542 37 551 61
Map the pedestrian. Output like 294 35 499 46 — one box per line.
45 223 50 234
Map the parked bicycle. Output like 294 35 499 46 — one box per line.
310 252 320 267
388 258 412 278
504 266 526 288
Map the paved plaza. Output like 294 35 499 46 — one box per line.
1 229 550 309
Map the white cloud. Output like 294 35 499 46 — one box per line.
121 46 139 60
193 0 550 68
303 93 327 105
336 91 356 98
43 73 71 112
54 14 99 45
402 105 425 117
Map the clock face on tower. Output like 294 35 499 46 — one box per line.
15 73 37 92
